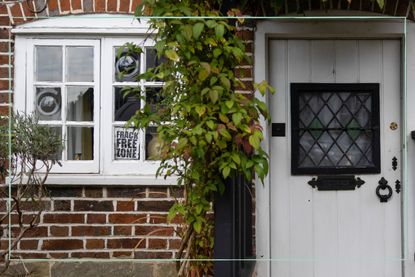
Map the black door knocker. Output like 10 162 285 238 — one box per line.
376 177 393 203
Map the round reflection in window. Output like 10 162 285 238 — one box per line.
36 88 61 117
115 49 140 82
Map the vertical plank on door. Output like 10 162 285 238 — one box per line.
334 40 362 277
310 40 338 277
382 39 402 276
287 40 314 277
358 40 385 277
269 39 291 277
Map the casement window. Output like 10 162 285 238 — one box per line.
291 83 380 175
13 16 171 184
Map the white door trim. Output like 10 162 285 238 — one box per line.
254 19 409 277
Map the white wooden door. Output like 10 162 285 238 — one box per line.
269 40 402 277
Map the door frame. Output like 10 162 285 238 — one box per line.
254 18 412 277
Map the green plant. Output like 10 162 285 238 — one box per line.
124 1 274 275
0 113 62 273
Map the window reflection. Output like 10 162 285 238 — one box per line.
67 127 93 160
114 87 140 121
67 86 94 121
36 87 61 120
66 47 94 82
36 46 62 82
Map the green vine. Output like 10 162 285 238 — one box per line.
126 1 274 275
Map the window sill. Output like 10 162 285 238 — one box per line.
7 175 178 186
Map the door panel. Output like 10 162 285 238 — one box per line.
269 39 402 277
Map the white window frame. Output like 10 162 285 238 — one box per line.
13 15 176 185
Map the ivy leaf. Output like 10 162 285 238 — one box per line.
209 90 218 103
248 134 260 149
220 76 231 91
377 0 384 9
222 166 231 179
232 112 242 126
193 220 202 233
206 20 217 28
193 22 205 40
198 69 209 81
195 106 206 117
165 49 179 62
213 48 222 58
215 24 225 39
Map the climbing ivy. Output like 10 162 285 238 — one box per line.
126 0 274 275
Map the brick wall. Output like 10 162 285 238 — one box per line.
1 186 184 259
0 0 255 261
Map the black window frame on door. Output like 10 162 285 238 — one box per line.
290 83 381 175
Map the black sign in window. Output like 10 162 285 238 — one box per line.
291 83 380 175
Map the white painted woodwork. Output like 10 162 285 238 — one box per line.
268 39 402 277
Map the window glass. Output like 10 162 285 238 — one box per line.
67 86 94 121
36 87 61 120
36 46 62 82
291 83 380 174
67 127 94 160
66 47 94 82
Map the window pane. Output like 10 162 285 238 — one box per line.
67 127 93 160
49 126 62 160
36 87 61 120
36 46 62 82
146 48 166 69
114 87 140 121
67 86 94 121
114 127 140 160
66 47 94 82
146 87 163 114
115 47 140 82
145 126 161 160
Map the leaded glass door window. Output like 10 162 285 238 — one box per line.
291 83 380 175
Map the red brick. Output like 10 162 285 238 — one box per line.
113 251 133 258
0 55 9 65
43 213 84 224
23 226 48 237
236 30 254 41
148 214 167 224
244 42 253 53
13 252 47 259
148 239 166 249
47 0 59 13
72 226 111 236
116 201 134 211
107 238 145 249
131 0 141 14
113 225 132 236
136 200 174 212
107 187 146 198
135 226 174 236
74 200 113 211
86 239 105 249
54 200 71 211
0 67 10 78
49 252 69 258
10 4 24 25
84 187 103 198
42 239 83 250
148 188 167 198
169 239 181 250
169 187 184 198
87 213 106 224
107 0 117 12
0 29 9 41
71 252 110 258
71 0 82 10
170 215 183 224
19 240 38 250
95 0 106 12
60 0 71 13
134 251 172 259
49 187 83 197
108 213 147 224
0 16 10 26
119 0 130 13
235 67 252 79
0 79 10 90
50 226 69 237
20 1 35 22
